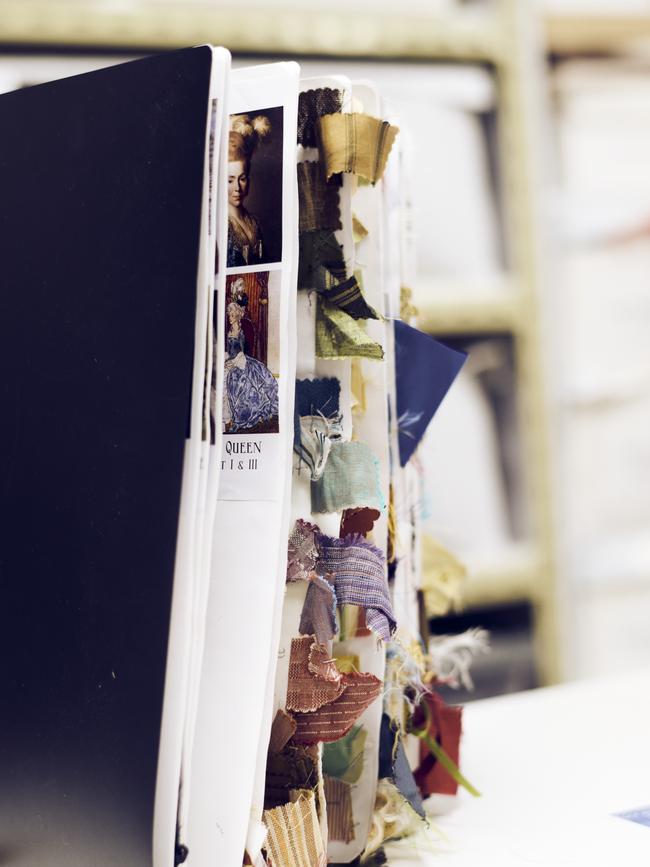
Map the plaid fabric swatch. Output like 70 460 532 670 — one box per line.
317 113 399 183
318 534 395 640
323 724 367 785
298 87 343 148
263 790 327 867
311 440 384 514
286 636 346 713
319 273 379 321
298 160 342 233
324 776 355 844
293 671 382 744
300 575 338 645
315 297 383 361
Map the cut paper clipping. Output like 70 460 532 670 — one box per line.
394 319 467 466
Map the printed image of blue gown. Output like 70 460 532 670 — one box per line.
224 328 279 433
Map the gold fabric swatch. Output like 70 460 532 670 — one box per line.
263 790 327 867
317 113 399 184
315 297 384 361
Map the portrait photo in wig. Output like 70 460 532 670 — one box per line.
227 106 284 267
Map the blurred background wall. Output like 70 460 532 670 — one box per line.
2 0 649 699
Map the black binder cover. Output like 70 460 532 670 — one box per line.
0 48 211 865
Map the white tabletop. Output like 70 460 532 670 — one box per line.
384 671 650 866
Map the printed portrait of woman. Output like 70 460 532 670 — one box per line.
222 273 280 435
227 107 284 267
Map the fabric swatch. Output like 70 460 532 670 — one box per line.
394 319 467 466
298 87 343 148
311 440 384 515
298 160 342 233
287 519 320 583
265 743 319 810
340 507 381 537
286 636 346 713
315 297 384 360
322 723 367 785
324 775 355 844
377 714 425 818
412 690 463 797
333 653 360 676
295 413 344 482
293 671 383 744
263 790 327 867
298 230 347 292
268 709 298 755
317 113 399 183
318 534 395 640
299 574 338 644
296 377 340 418
319 273 379 321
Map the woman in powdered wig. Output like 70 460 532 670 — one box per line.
223 277 279 434
227 113 271 267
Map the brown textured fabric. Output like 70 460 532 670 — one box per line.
265 743 319 810
286 636 346 713
268 709 297 754
293 671 383 744
298 160 342 233
317 113 399 183
263 790 327 867
324 776 355 844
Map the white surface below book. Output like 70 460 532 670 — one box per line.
385 671 650 865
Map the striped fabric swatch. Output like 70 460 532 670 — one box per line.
293 671 382 744
263 790 327 867
317 113 399 183
319 273 379 321
318 534 396 641
324 775 355 844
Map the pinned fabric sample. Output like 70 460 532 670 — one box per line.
287 519 320 583
311 441 384 514
268 709 298 755
298 87 343 148
296 413 344 481
317 113 399 183
323 724 367 785
293 671 383 744
319 274 379 321
263 790 327 867
298 230 347 291
340 507 381 538
315 297 384 361
394 319 467 466
298 160 342 233
324 776 355 844
300 575 338 644
377 715 425 819
412 691 463 797
318 534 396 640
286 637 346 713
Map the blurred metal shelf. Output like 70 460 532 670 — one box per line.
414 277 523 336
0 1 504 62
546 12 650 55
